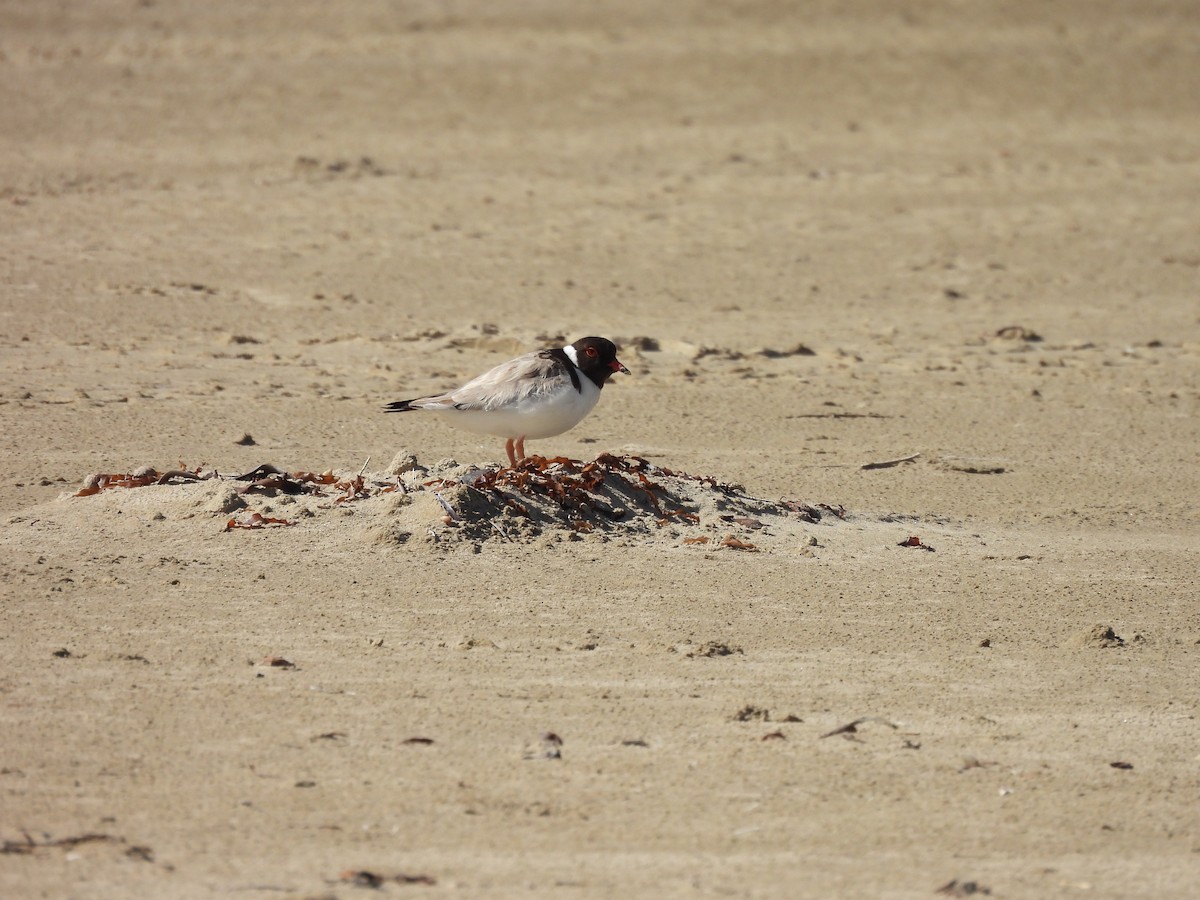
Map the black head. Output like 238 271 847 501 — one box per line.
569 336 629 389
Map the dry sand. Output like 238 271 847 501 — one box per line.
2 2 1199 897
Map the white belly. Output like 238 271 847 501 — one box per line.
437 379 601 439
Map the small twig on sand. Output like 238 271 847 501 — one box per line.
433 491 458 522
860 453 920 471
820 717 899 739
2 832 125 855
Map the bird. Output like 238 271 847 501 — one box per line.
383 336 629 467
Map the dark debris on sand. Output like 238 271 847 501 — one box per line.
69 452 857 551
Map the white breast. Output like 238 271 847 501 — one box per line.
436 376 601 439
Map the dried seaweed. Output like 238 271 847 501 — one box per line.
455 453 746 531
224 513 295 531
71 453 845 546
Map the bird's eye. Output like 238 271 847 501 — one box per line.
585 346 597 357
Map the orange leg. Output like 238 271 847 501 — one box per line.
514 437 527 463
504 438 518 467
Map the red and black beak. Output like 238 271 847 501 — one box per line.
611 358 630 375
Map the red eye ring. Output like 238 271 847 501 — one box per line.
585 346 597 357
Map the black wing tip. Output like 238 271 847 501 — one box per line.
382 400 416 413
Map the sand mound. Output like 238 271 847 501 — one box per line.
60 454 859 553
394 452 839 550
1065 624 1126 649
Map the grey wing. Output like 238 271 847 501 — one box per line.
444 351 569 411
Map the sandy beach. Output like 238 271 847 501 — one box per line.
2 2 1198 896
